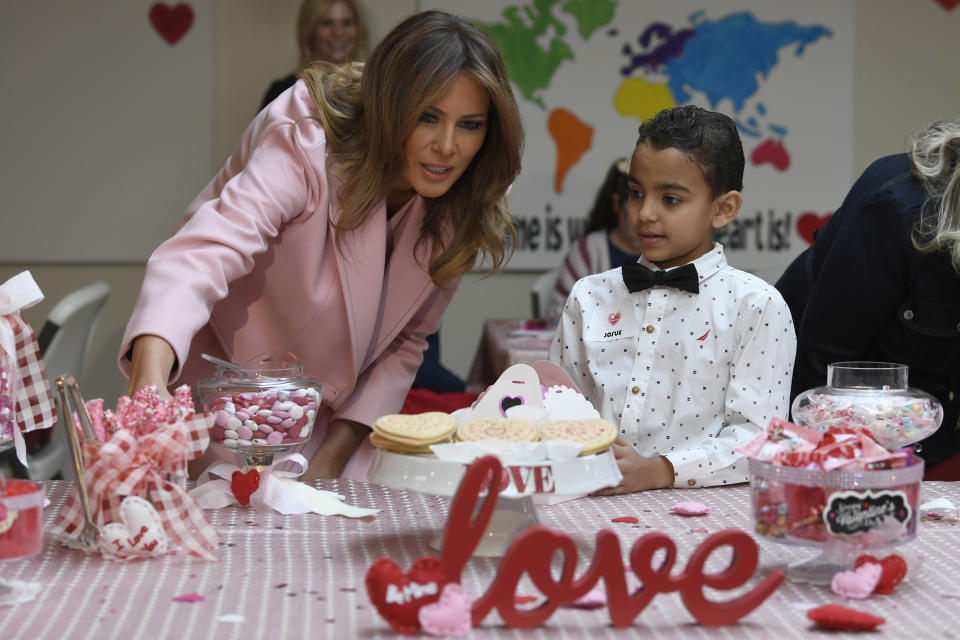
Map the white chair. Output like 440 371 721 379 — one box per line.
530 269 558 319
25 282 110 481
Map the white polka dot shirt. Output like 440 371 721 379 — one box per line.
548 244 796 488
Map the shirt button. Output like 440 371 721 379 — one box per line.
645 325 655 334
631 386 641 395
903 309 914 320
687 479 696 487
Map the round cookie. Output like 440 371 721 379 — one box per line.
372 412 456 446
457 418 539 443
540 419 617 455
369 432 434 454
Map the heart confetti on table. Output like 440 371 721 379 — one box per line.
806 603 885 630
670 501 711 516
149 2 194 45
418 583 472 637
100 496 169 559
366 556 449 634
855 554 908 594
831 562 882 600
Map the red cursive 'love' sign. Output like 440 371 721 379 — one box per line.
370 455 784 632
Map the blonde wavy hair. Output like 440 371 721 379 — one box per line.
295 0 370 71
911 118 960 272
302 10 523 284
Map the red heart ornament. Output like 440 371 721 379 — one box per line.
935 0 960 10
855 553 908 594
366 556 449 634
149 3 194 45
807 603 885 630
230 469 260 506
796 211 832 245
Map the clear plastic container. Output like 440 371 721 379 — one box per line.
791 362 942 450
194 359 323 464
0 479 45 561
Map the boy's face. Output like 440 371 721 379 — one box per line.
625 143 740 269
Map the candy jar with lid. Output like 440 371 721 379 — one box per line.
791 361 942 451
194 356 323 469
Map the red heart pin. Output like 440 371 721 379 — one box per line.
608 312 621 326
366 556 449 634
854 553 908 594
230 469 260 506
935 0 960 10
796 211 832 245
149 3 194 45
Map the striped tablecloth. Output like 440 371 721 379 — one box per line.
2 480 959 639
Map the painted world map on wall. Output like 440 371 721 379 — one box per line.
425 1 854 280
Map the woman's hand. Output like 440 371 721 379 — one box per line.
591 437 674 495
126 334 176 399
303 418 369 480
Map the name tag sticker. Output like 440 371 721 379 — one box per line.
586 300 635 341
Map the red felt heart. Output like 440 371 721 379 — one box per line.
796 212 832 245
935 0 960 10
855 554 908 594
230 469 260 506
366 557 449 634
149 3 194 45
807 603 885 630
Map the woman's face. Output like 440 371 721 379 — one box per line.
309 1 358 64
388 74 490 208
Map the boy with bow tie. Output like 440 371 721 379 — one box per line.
549 106 796 493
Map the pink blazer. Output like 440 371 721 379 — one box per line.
119 81 456 479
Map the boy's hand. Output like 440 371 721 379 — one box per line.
591 437 674 495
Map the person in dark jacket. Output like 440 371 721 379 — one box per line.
777 118 960 474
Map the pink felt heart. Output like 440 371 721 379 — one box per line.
670 501 710 516
101 496 169 559
831 562 882 599
418 583 472 637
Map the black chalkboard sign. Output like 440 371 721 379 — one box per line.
823 490 912 536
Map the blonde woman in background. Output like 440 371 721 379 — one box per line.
260 0 371 110
121 11 523 481
777 118 960 478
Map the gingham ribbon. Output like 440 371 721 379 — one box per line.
11 314 57 433
0 271 56 465
50 413 219 561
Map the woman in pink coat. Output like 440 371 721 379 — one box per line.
119 11 524 480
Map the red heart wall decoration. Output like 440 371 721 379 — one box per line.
149 3 194 45
366 556 449 634
796 211 832 245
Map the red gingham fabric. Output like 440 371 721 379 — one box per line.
50 413 219 561
8 314 57 432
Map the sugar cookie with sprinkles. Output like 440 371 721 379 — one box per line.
456 417 539 443
540 419 617 455
371 412 456 451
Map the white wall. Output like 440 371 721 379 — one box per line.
2 0 959 410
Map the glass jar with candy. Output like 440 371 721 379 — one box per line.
194 356 323 468
791 361 942 451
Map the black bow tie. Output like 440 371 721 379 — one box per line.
621 262 699 294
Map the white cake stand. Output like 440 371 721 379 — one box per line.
367 448 622 557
